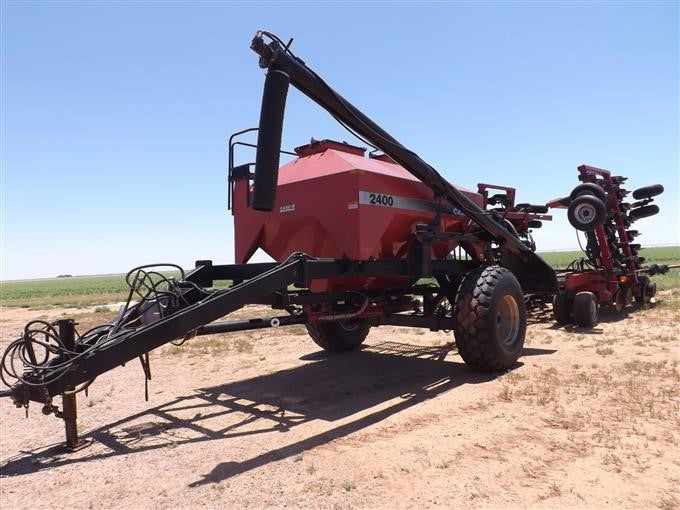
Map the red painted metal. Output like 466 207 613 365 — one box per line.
578 165 640 291
234 145 475 262
546 196 569 209
233 141 548 291
562 271 615 304
477 183 516 207
558 165 643 305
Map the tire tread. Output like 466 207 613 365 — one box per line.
454 266 526 372
306 321 370 352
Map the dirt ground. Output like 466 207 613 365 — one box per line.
0 295 678 509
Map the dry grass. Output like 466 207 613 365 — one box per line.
596 346 614 356
659 495 679 510
233 337 254 353
537 482 562 501
498 360 680 430
171 336 233 355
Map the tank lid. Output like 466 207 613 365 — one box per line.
368 152 397 164
294 138 366 157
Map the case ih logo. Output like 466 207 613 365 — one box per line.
279 204 296 213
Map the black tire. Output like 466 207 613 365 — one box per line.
626 230 639 239
572 291 599 327
553 291 572 324
629 243 641 251
624 287 634 305
632 184 664 200
570 183 607 202
613 289 625 312
629 204 659 220
528 220 542 229
635 275 651 304
454 266 526 372
306 319 371 352
567 195 607 231
647 281 657 300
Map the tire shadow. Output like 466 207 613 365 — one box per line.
522 347 557 356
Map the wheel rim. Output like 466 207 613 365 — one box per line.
573 202 596 225
497 295 520 346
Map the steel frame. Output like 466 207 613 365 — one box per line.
562 165 642 304
6 256 474 410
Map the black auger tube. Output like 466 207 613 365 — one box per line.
253 68 290 211
250 32 557 293
250 34 517 247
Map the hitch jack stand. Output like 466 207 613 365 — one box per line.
61 391 82 450
57 320 88 451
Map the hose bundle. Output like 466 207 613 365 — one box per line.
0 264 205 393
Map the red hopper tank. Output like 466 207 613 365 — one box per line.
232 140 483 291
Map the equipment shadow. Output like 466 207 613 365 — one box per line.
526 305 554 325
528 304 602 334
535 300 660 331
1 341 496 481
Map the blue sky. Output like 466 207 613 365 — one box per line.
1 2 678 280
